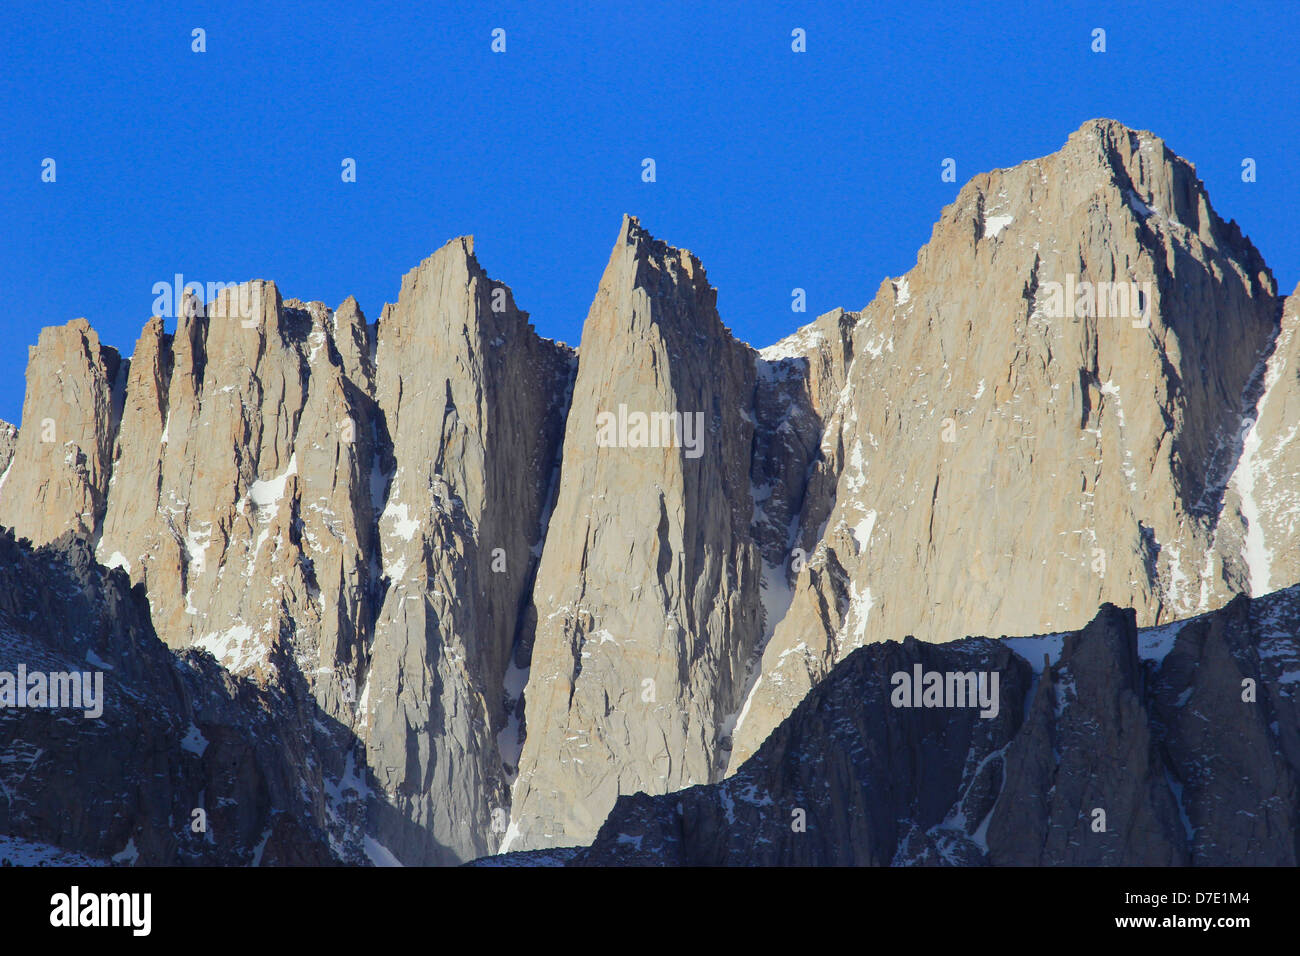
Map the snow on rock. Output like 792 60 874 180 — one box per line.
248 454 298 509
1231 341 1289 598
1003 633 1067 673
381 499 420 541
194 623 266 673
103 551 131 573
759 321 826 361
111 837 140 865
180 722 209 757
983 214 1014 238
0 834 108 867
894 277 911 306
1136 619 1191 666
851 510 877 555
1126 190 1155 219
363 836 404 867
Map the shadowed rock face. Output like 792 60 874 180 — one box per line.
512 592 1298 866
0 531 352 865
1 119 1298 865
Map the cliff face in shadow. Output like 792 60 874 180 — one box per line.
505 591 1298 866
0 530 407 865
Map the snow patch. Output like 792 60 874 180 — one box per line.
382 500 420 541
759 322 826 361
983 214 1013 238
1003 633 1066 673
180 722 209 757
845 580 874 648
111 837 139 865
85 648 113 670
496 654 530 783
1232 346 1287 597
894 277 911 306
1166 771 1196 842
364 836 404 867
851 510 877 555
1137 619 1190 665
104 551 131 573
184 525 211 577
250 827 273 866
727 560 796 748
497 818 523 855
195 623 266 673
249 454 298 509
0 834 107 866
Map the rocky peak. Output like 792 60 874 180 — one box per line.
503 215 768 851
0 318 123 545
364 230 573 864
727 117 1284 769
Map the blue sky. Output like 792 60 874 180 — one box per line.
1 0 1296 425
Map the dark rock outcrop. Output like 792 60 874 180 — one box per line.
513 592 1300 865
0 530 367 865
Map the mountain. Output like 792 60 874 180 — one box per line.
0 119 1296 864
0 241 573 865
728 118 1286 767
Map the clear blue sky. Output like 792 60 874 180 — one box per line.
1 0 1296 425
